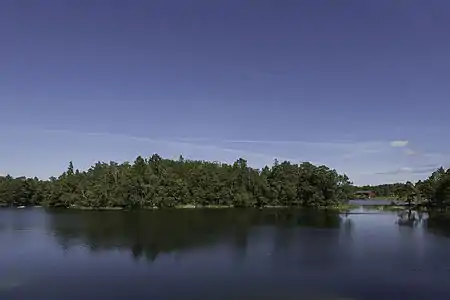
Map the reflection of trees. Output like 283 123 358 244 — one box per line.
255 209 342 229
342 217 354 240
48 209 343 263
50 210 249 262
424 212 450 237
270 210 343 269
395 209 450 238
295 209 342 228
397 210 422 228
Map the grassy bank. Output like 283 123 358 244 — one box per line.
69 205 126 211
371 205 405 212
43 203 356 212
4 203 358 212
175 204 232 209
320 204 359 212
370 196 399 200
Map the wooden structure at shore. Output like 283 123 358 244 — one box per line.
353 190 376 199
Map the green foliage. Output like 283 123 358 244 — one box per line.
353 167 450 211
417 167 450 210
0 155 352 209
351 183 412 200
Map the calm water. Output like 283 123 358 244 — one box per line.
1 208 450 300
349 199 404 206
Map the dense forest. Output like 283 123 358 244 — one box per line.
352 183 411 199
1 155 449 210
0 155 352 209
353 167 450 210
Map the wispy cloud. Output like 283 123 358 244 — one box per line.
177 137 381 149
38 128 290 162
390 140 409 148
404 148 418 156
34 128 394 169
375 164 444 176
40 128 392 151
38 127 407 159
6 126 448 185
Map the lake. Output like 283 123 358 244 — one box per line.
349 199 405 206
1 208 450 300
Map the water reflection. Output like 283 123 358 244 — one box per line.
424 212 450 237
342 217 354 239
48 209 343 263
397 210 422 227
3 208 450 300
394 208 450 237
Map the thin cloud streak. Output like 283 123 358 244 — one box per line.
375 165 443 176
37 128 295 164
14 126 391 151
176 138 395 162
189 138 388 148
390 140 409 147
405 148 419 156
38 128 391 150
11 127 448 185
32 127 397 170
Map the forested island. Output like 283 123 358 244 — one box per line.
0 154 449 211
354 169 450 210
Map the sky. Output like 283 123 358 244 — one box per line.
1 0 449 185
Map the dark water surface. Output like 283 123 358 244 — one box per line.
1 208 450 300
349 199 398 206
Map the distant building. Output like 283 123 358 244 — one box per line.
354 190 375 199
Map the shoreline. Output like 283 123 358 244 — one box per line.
4 205 449 216
2 204 358 212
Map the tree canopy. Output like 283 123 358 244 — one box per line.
351 183 412 200
352 168 450 211
1 155 449 211
0 155 352 209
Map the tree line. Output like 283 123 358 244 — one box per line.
0 155 352 209
1 154 449 210
353 167 450 210
351 183 412 200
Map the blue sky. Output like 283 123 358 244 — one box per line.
1 0 449 185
